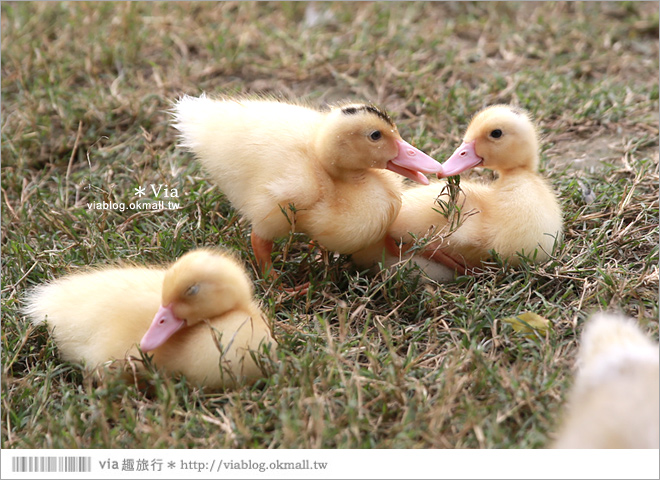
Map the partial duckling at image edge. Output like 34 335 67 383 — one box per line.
24 249 276 389
172 95 442 278
352 104 563 282
552 313 659 448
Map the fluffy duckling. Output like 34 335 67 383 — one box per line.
173 95 441 275
351 105 563 281
24 249 276 389
552 313 659 448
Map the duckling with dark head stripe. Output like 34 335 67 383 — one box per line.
173 95 441 276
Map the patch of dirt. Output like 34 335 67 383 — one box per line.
545 133 624 172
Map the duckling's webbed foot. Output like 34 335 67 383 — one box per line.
384 234 412 256
385 234 479 275
250 231 275 277
251 231 310 295
421 248 481 276
282 282 310 296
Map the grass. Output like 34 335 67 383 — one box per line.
1 1 658 451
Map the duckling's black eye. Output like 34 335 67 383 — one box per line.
185 285 199 297
369 130 382 141
490 129 503 139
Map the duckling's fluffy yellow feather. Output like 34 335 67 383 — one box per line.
24 249 275 389
552 313 659 448
25 266 163 366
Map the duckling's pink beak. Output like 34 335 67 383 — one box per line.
140 304 186 352
438 140 483 178
387 139 442 185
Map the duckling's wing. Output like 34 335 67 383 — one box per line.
24 267 164 366
173 96 324 231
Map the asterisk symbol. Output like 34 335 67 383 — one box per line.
134 185 146 197
167 461 176 469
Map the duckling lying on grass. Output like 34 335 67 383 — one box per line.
24 249 276 390
173 95 442 281
352 105 563 282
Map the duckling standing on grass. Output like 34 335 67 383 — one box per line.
351 105 563 282
172 95 442 279
24 249 276 389
552 313 659 448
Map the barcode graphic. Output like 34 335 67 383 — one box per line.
12 456 92 473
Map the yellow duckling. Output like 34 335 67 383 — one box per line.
552 313 659 448
173 95 441 275
24 249 276 389
352 105 563 281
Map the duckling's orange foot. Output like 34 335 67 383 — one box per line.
283 281 310 297
384 234 412 257
251 231 311 294
421 248 481 276
250 232 275 277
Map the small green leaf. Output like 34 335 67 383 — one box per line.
501 312 553 339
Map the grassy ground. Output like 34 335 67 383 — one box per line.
2 2 658 450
